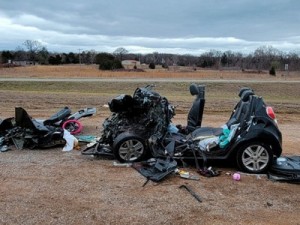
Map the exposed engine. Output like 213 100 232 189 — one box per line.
99 85 175 147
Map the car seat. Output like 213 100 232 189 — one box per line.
188 87 254 140
186 84 205 133
226 89 254 127
15 107 52 132
43 106 71 126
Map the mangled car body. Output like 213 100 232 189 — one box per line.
0 107 65 150
0 106 96 151
95 85 174 161
83 84 282 174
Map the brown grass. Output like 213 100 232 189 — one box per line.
0 64 299 80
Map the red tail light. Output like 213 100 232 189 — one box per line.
266 106 276 120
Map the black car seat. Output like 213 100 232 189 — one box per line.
186 84 205 133
15 107 51 132
43 106 71 126
14 107 64 149
226 89 254 128
228 87 253 118
188 88 255 144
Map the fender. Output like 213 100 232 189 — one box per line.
230 123 282 157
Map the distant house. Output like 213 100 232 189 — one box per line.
121 60 140 69
12 60 35 66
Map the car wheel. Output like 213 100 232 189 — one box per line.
113 133 147 162
237 142 273 174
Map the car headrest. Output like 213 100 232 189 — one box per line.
190 83 199 96
241 90 254 102
238 87 253 97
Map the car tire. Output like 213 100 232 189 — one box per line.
237 142 273 174
113 133 147 162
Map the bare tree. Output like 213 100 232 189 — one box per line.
88 50 97 64
253 46 282 71
152 52 160 64
23 40 43 64
113 47 129 61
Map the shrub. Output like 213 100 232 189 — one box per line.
95 53 114 64
99 60 112 70
269 66 276 76
162 64 168 69
99 59 123 70
149 62 155 69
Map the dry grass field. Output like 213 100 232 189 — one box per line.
1 64 300 80
0 65 300 225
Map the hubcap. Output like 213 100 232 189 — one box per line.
242 145 269 172
119 139 144 161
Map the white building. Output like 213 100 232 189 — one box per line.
121 60 140 69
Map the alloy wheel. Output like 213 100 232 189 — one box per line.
241 144 270 172
119 139 144 161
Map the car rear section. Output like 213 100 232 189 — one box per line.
229 95 282 173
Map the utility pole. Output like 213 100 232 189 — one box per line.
78 48 82 76
78 48 82 64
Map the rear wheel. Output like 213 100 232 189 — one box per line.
113 133 147 162
237 142 273 173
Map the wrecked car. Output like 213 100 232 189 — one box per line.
82 84 282 174
0 106 96 152
0 107 66 150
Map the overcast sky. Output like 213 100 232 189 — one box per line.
0 0 299 55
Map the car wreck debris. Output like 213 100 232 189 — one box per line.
268 156 300 183
175 169 200 180
82 84 175 161
0 107 66 150
62 129 79 151
0 107 95 151
38 106 96 135
179 185 202 203
132 158 178 183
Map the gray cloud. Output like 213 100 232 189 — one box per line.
0 0 300 54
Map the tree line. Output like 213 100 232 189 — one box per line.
1 40 300 71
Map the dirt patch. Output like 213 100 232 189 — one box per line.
0 76 300 224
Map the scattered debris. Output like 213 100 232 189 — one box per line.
268 156 300 183
232 172 241 181
198 167 221 178
113 162 132 167
0 107 96 152
62 129 79 152
0 107 66 150
75 135 97 143
175 169 200 180
40 106 96 135
179 184 202 203
132 158 177 183
0 143 9 152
